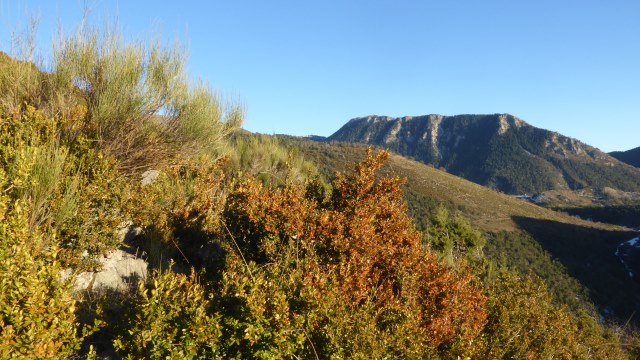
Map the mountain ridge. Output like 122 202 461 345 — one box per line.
327 113 640 195
610 146 640 168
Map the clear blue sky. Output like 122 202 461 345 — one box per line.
1 0 639 152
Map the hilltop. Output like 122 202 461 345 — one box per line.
611 146 640 168
327 114 640 195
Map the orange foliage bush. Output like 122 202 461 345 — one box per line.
225 149 487 350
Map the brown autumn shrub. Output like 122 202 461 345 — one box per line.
223 149 487 356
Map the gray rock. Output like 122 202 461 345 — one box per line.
141 169 160 187
62 249 148 293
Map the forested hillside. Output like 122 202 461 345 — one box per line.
1 23 638 358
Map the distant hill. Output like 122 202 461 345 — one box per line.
327 114 640 195
281 136 640 323
610 146 640 168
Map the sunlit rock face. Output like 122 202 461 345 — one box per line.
61 249 148 293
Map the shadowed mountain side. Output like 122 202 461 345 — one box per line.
611 146 640 168
512 216 640 319
553 205 640 229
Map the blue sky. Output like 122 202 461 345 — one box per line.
1 0 639 152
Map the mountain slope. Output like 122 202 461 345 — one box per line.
281 136 640 324
328 114 640 195
610 146 640 168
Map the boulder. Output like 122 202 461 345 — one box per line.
62 249 148 293
141 169 160 187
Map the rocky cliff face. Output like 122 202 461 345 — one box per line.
328 114 640 194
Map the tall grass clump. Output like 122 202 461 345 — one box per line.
1 22 242 173
229 132 323 186
51 26 242 171
0 51 46 114
0 18 49 113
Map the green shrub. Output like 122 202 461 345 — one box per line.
0 105 131 269
129 154 230 272
425 205 486 265
0 197 90 358
228 132 322 187
481 269 625 359
112 268 221 359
